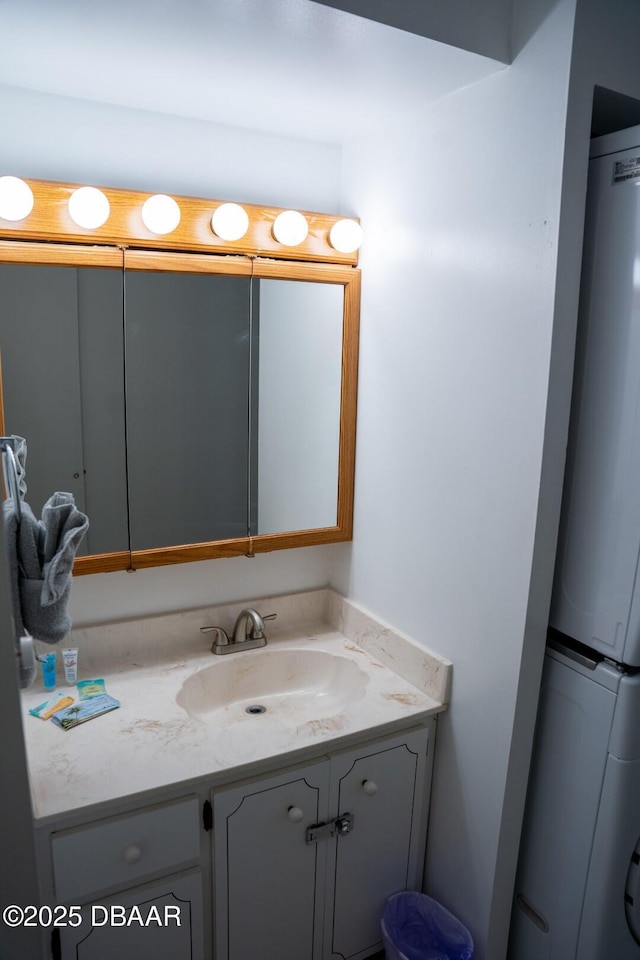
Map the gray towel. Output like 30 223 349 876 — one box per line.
3 492 89 645
41 492 89 605
12 435 27 499
13 497 42 580
20 578 73 644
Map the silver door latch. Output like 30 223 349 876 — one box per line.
306 813 354 844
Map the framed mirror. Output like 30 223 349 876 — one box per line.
0 240 360 573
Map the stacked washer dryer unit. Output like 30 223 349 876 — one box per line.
510 124 640 959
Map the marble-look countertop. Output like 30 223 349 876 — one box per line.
20 590 451 824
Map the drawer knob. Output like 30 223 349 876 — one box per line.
288 806 304 823
362 780 378 796
123 844 142 864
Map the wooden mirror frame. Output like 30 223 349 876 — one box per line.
0 179 360 574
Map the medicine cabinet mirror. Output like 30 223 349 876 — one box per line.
0 181 360 574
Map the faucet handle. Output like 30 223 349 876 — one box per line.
254 613 276 638
201 625 230 651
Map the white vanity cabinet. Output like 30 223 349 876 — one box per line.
212 724 433 960
36 721 436 960
48 797 204 960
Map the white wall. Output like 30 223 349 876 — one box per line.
0 85 342 211
68 548 336 625
336 1 577 957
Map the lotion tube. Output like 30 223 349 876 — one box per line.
62 648 78 685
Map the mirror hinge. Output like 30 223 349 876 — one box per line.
51 927 61 960
203 800 213 832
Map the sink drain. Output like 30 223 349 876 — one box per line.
246 704 267 715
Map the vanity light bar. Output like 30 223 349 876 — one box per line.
0 176 362 264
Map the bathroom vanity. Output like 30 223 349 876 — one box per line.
5 177 451 959
21 590 450 960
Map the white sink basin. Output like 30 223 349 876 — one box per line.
176 647 368 724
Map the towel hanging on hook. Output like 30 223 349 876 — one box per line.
0 435 89 691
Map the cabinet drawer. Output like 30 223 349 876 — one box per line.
52 797 200 901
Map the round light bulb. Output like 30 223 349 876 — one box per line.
272 210 308 246
68 186 110 229
211 202 249 242
329 219 363 253
0 176 34 222
141 194 181 235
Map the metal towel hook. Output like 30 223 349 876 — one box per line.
0 437 21 521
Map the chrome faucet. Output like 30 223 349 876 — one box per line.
201 608 275 655
233 608 267 644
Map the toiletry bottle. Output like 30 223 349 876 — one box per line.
42 652 56 690
62 648 78 685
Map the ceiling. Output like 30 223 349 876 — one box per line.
0 0 503 142
311 0 512 62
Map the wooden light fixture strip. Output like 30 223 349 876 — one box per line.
0 177 360 265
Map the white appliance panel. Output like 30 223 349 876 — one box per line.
509 650 618 958
551 124 640 666
511 645 640 959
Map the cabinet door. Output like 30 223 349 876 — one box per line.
325 725 432 960
213 760 330 960
57 869 204 960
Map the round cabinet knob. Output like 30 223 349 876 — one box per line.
288 806 304 823
123 844 142 864
362 780 378 796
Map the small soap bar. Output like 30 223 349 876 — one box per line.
29 692 75 720
77 679 107 700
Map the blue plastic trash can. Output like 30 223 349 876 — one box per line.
381 891 474 960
